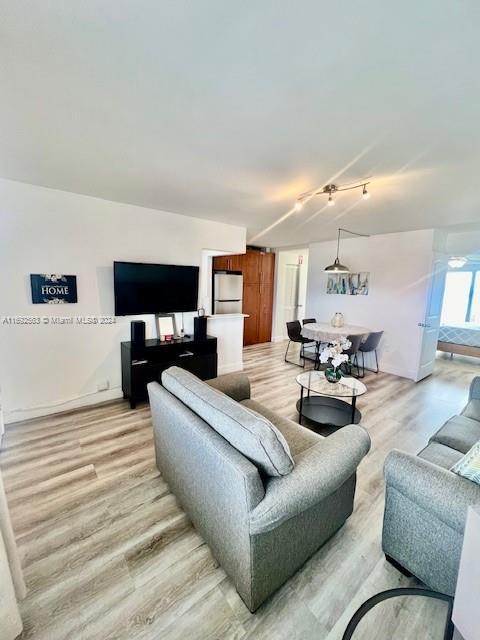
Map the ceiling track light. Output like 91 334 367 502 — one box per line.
296 179 372 209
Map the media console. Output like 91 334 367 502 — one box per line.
121 335 218 409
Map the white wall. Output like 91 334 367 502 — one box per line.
305 229 436 380
0 179 246 422
272 249 309 341
445 228 480 258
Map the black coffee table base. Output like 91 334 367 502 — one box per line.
296 395 361 427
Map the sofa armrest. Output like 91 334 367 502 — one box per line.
384 450 480 534
468 376 480 401
249 424 371 534
206 372 251 402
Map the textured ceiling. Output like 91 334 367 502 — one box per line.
1 1 480 246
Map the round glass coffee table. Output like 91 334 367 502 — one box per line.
296 371 367 427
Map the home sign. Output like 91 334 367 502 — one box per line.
30 274 78 304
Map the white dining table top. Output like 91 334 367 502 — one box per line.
301 322 371 342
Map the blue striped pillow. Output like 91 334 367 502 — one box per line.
451 441 480 485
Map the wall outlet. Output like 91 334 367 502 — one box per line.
97 380 110 392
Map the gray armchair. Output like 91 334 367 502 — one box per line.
382 376 480 595
148 369 370 611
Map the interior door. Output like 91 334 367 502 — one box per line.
415 258 448 381
282 264 300 331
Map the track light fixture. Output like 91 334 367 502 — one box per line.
295 179 372 209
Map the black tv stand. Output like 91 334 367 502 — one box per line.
121 335 217 409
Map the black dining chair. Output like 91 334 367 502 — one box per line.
358 331 383 377
301 318 317 362
285 320 315 367
341 334 364 378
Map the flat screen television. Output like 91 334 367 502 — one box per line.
114 261 199 316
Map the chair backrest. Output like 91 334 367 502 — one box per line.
286 320 302 341
302 318 316 325
344 334 364 355
360 330 384 352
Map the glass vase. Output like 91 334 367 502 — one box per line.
325 366 342 384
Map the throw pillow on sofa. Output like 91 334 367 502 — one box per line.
162 367 294 477
451 440 480 485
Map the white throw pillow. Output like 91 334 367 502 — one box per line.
451 440 480 485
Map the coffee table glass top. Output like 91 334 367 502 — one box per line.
296 370 367 398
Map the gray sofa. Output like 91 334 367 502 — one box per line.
148 367 371 611
382 376 480 596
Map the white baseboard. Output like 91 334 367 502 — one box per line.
4 387 124 424
218 361 244 375
5 361 245 424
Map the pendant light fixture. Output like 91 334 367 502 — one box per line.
324 228 371 273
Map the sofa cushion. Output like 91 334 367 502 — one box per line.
161 367 294 477
430 415 480 454
462 399 480 422
451 441 480 485
240 399 321 458
418 442 464 470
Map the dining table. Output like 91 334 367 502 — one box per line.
300 322 372 370
301 322 371 343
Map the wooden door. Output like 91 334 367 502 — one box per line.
260 252 275 284
243 283 260 345
243 250 261 284
258 283 274 343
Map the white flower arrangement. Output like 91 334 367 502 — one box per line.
319 337 351 370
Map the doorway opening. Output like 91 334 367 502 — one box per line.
437 261 480 361
273 248 309 341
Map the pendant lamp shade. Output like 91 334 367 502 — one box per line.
323 228 370 273
324 257 350 273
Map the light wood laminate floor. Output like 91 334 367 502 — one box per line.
2 344 479 640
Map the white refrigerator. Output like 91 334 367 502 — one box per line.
213 271 243 314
